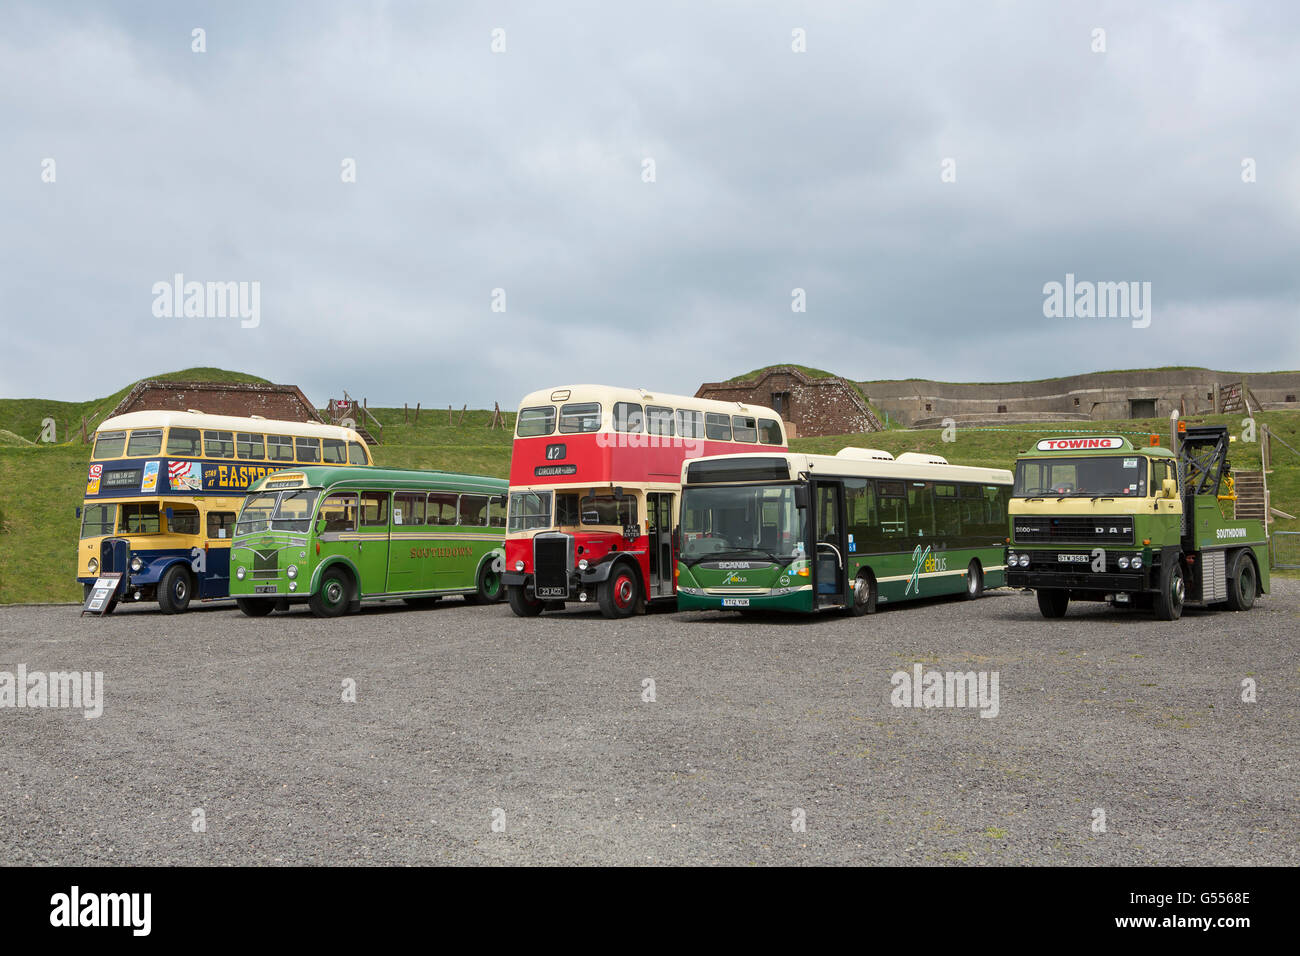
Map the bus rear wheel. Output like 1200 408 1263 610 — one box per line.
1225 551 1257 611
236 598 274 617
1153 559 1186 621
964 560 984 600
598 567 641 619
1037 588 1069 618
464 562 505 605
507 584 544 617
157 565 193 614
310 567 353 618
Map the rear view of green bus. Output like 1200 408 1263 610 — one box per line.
229 466 507 617
676 449 1012 615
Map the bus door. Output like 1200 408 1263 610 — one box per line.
646 492 675 598
357 491 392 595
811 480 847 605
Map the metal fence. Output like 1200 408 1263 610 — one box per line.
1271 532 1300 570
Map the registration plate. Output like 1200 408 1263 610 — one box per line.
254 584 278 594
536 587 567 598
722 598 750 607
1057 554 1089 563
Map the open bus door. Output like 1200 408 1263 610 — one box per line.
811 480 847 606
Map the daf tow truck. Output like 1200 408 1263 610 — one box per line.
1005 422 1268 620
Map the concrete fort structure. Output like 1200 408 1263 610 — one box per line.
698 366 1300 435
106 380 325 423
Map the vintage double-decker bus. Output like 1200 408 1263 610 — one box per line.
502 385 787 617
77 410 371 612
675 448 1012 614
229 466 507 617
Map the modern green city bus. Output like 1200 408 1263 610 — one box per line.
675 448 1012 614
229 466 508 617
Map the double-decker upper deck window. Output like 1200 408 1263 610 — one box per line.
267 435 295 462
675 410 703 439
126 429 163 457
347 441 368 464
237 433 266 460
165 428 201 456
92 431 127 460
323 439 347 464
647 406 674 437
731 416 757 443
757 418 783 445
558 403 601 433
613 402 644 433
705 413 732 441
295 437 321 463
204 430 235 458
517 406 557 437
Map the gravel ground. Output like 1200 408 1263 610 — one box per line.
1 581 1297 866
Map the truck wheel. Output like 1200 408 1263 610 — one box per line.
309 567 353 618
507 584 544 617
236 598 274 617
1153 559 1186 621
963 560 984 600
598 566 641 619
157 565 193 614
1225 552 1257 611
464 561 505 605
846 572 876 616
1036 588 1069 618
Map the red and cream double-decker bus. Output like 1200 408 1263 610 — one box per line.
502 385 788 618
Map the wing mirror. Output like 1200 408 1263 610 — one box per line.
1161 478 1178 499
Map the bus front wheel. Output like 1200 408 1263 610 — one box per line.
1037 588 1069 618
157 565 193 614
846 572 876 616
507 585 544 617
236 598 274 617
598 567 641 619
465 562 505 605
310 567 353 618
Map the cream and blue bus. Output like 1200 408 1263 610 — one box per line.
229 466 507 617
675 448 1012 615
77 410 371 613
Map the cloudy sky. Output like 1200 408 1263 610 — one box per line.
3 0 1298 408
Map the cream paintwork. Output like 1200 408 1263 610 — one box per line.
1009 495 1182 517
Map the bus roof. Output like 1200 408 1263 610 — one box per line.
1018 435 1175 458
97 410 363 442
246 465 507 494
682 449 1012 486
516 384 783 420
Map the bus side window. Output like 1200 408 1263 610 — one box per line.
488 495 507 528
906 482 935 537
295 438 321 463
876 480 907 540
237 433 266 460
347 441 369 465
166 428 202 456
646 406 674 437
459 494 489 526
757 418 783 445
323 439 347 464
360 493 388 527
844 478 874 552
267 435 295 462
731 416 757 443
320 493 358 532
933 483 960 541
204 431 235 459
705 412 732 441
168 505 201 535
207 511 236 539
676 409 703 439
126 429 163 457
394 492 425 526
120 502 161 534
428 493 457 525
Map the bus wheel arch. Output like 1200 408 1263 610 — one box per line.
598 558 643 618
847 568 877 616
157 562 194 614
466 554 506 605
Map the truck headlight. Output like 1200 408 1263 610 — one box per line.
1018 554 1030 567
287 565 297 579
236 566 246 580
515 560 525 572
1117 556 1130 569
578 558 589 571
1131 555 1143 570
87 558 98 575
1007 552 1017 565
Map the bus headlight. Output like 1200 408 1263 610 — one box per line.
130 555 143 572
578 558 589 571
1117 556 1130 569
287 565 298 579
515 560 524 572
236 566 246 580
1018 554 1030 567
87 558 98 575
1131 555 1143 570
